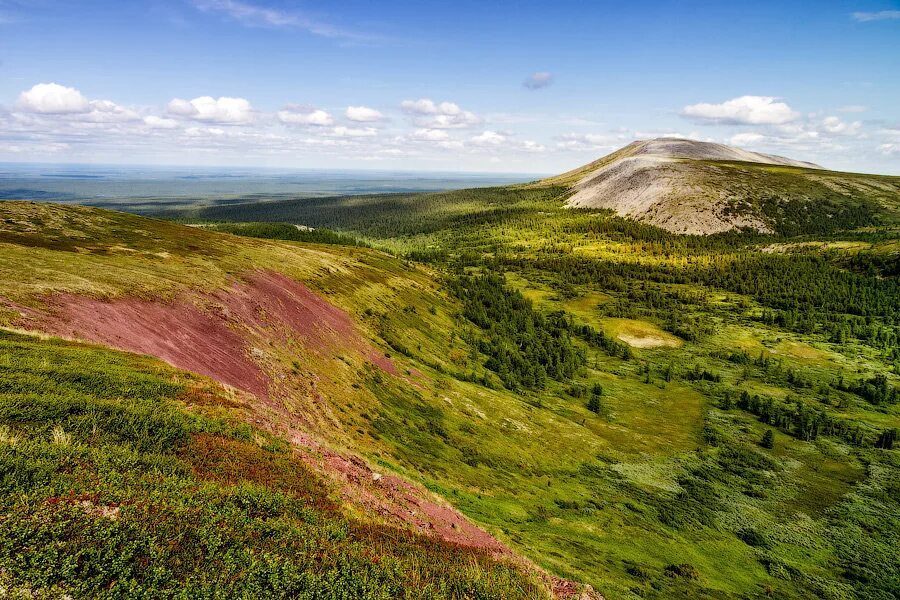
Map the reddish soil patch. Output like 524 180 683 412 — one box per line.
211 271 369 356
319 449 507 552
27 293 271 400
14 269 398 402
284 426 601 599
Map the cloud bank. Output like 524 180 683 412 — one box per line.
2 82 897 173
682 96 799 125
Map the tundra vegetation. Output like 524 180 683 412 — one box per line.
1 153 899 599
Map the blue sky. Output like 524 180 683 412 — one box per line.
1 0 899 173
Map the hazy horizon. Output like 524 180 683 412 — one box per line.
1 1 899 174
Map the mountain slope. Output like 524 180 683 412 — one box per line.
539 138 900 235
0 201 607 599
3 179 899 600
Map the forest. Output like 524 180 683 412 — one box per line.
147 183 900 599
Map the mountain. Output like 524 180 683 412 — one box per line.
537 138 900 235
2 159 899 599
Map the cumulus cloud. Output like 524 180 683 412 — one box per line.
81 100 141 123
329 125 377 137
555 132 624 151
470 130 506 146
400 98 481 129
523 72 554 90
881 127 900 141
168 96 254 124
276 105 334 126
468 131 543 152
143 115 179 129
724 111 865 158
681 96 799 125
345 105 384 122
410 128 450 142
821 115 861 136
851 10 900 21
18 83 90 114
16 83 141 123
729 132 765 146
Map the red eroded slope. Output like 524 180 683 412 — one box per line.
32 293 271 399
17 270 396 400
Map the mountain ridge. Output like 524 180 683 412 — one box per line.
536 138 900 235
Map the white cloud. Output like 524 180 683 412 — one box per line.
143 115 179 129
18 83 90 114
880 127 900 141
345 105 384 122
400 98 481 129
191 0 375 42
682 96 799 125
168 96 254 124
556 132 624 151
276 105 333 126
470 130 506 146
0 142 70 154
851 10 900 22
521 140 546 152
410 128 450 142
329 126 377 137
523 72 554 90
16 83 141 124
437 140 465 150
400 98 446 114
185 126 227 137
879 143 900 155
81 99 141 123
729 132 765 146
838 105 867 113
821 115 861 136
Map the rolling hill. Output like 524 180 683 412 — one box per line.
1 154 899 600
537 138 900 235
0 201 600 599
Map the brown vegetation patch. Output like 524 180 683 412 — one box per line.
184 434 336 512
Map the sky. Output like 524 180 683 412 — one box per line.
1 0 899 174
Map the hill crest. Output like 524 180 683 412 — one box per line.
543 138 899 235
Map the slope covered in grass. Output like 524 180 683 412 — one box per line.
0 330 549 599
2 191 899 600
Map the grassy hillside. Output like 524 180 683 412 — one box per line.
0 330 547 599
3 189 900 600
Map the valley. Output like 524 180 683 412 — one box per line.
1 140 899 599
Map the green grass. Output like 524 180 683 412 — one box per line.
0 330 550 599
